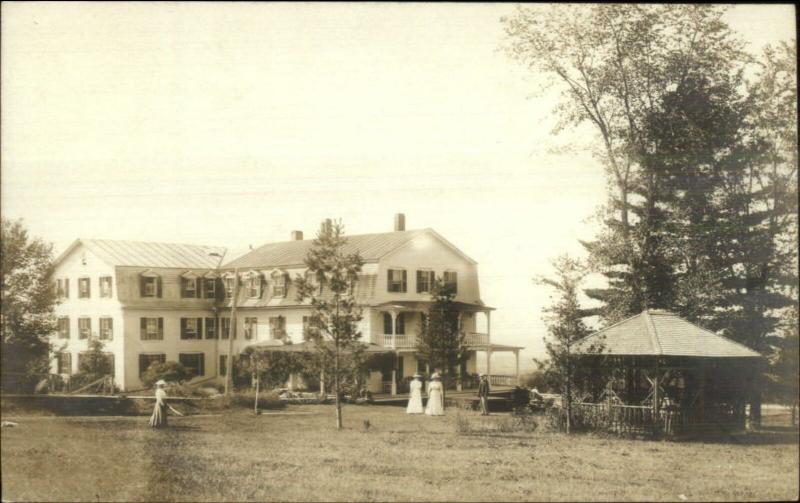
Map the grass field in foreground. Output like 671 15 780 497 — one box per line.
2 404 798 502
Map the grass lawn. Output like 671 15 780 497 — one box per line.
2 404 798 502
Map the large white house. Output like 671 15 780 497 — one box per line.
49 214 522 393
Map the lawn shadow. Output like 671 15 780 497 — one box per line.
676 429 799 446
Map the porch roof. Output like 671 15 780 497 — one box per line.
573 309 762 359
241 340 394 354
467 342 524 352
372 300 495 312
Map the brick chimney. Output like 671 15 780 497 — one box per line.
291 230 303 241
394 213 406 232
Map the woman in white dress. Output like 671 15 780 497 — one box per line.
425 374 445 416
149 380 168 428
406 373 424 414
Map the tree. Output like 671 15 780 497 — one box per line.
1 219 56 392
765 302 799 424
77 338 113 377
415 278 466 402
535 256 597 433
238 348 305 390
295 219 364 430
503 4 749 324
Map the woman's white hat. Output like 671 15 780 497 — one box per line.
431 373 440 379
413 373 422 378
155 380 167 386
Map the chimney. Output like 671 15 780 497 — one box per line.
394 213 406 232
291 230 304 241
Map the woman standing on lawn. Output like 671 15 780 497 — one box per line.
149 380 168 428
407 373 424 414
425 373 444 416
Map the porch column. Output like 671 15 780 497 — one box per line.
457 311 463 391
486 311 491 343
320 368 325 397
390 311 398 396
486 348 492 377
515 350 520 385
391 360 398 396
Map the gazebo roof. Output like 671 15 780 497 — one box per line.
573 310 761 359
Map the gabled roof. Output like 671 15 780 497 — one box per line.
573 309 761 359
223 228 476 269
54 239 226 269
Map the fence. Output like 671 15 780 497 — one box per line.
570 402 748 437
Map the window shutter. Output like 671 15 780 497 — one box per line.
65 279 70 298
140 318 146 338
156 277 163 298
397 313 405 335
383 313 392 334
108 318 113 340
416 271 423 293
140 276 146 297
180 318 186 338
197 318 203 337
158 318 164 339
402 270 407 292
195 278 201 298
387 270 392 291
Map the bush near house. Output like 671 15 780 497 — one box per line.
140 361 194 388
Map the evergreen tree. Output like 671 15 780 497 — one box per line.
535 255 596 433
1 219 56 392
415 278 467 402
295 219 364 430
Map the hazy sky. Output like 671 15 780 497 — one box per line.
2 3 795 369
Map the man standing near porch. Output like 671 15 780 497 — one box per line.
478 373 490 415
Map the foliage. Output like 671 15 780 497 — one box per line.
294 218 365 429
765 302 799 406
535 255 600 433
237 348 307 390
414 278 467 401
0 219 56 392
141 361 195 388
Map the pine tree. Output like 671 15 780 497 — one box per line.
295 219 364 430
415 278 467 403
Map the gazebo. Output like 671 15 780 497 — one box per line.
571 309 763 437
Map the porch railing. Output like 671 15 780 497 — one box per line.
489 375 517 386
382 334 416 348
465 332 489 346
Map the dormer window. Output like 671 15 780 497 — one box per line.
181 272 199 298
271 270 288 298
443 270 458 293
223 273 237 299
139 271 162 298
245 271 262 298
416 270 435 294
304 269 323 295
387 269 407 293
203 272 218 299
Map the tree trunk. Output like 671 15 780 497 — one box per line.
335 345 342 430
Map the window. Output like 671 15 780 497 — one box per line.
221 318 232 339
383 313 393 334
443 271 458 293
140 274 162 298
56 279 70 299
244 317 257 340
272 272 287 297
140 317 164 341
181 277 198 298
269 316 286 340
57 352 72 374
245 273 261 298
57 317 70 339
203 278 217 299
205 317 217 339
99 276 113 298
78 277 91 298
224 277 236 299
383 313 405 334
305 270 323 294
387 269 407 293
78 317 91 339
179 353 205 378
302 316 317 340
219 354 228 376
139 353 166 377
180 317 202 340
416 270 435 294
99 317 113 340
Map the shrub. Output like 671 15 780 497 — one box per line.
229 390 285 410
141 361 194 388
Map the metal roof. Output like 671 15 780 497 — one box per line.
573 310 761 359
223 228 476 269
55 239 226 269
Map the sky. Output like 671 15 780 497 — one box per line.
1 3 796 371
